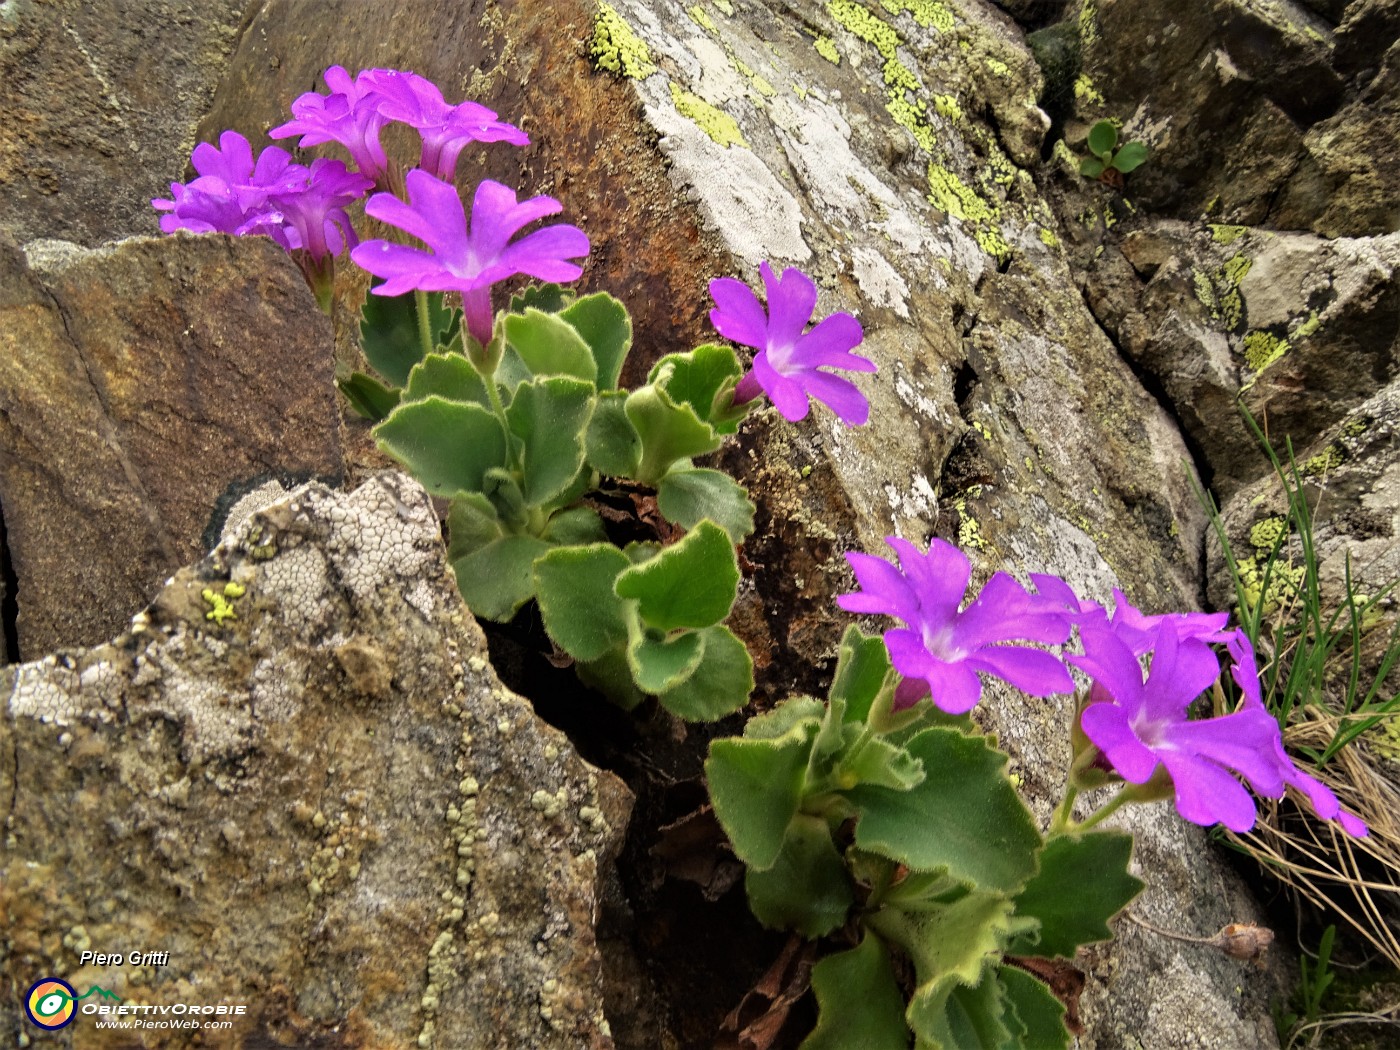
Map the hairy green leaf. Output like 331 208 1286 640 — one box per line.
999 967 1068 1050
540 507 607 545
1087 120 1118 159
1078 155 1107 178
507 376 595 507
1111 140 1149 174
504 308 597 384
745 814 853 937
586 390 643 477
625 384 723 484
338 372 400 421
534 544 631 662
445 492 503 562
1007 832 1142 959
656 467 755 543
510 282 572 314
657 624 753 721
849 728 1041 892
801 935 910 1050
403 351 490 406
452 534 551 621
560 292 632 391
615 521 739 631
360 287 449 386
650 343 745 433
829 625 894 724
706 720 817 869
627 624 705 693
374 397 508 496
576 646 646 710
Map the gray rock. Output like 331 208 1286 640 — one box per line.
0 472 630 1048
0 0 254 245
0 232 344 658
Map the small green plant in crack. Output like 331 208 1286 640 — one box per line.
1079 120 1148 188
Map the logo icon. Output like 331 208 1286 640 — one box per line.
25 977 78 1030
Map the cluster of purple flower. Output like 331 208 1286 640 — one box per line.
153 66 587 338
839 537 1367 837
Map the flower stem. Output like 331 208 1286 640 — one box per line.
1049 784 1080 836
1075 788 1133 832
414 289 435 361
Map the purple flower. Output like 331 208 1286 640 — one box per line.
251 158 374 262
152 131 306 236
350 170 590 345
1225 632 1367 837
1068 622 1366 836
270 65 394 185
837 538 1073 714
362 69 529 181
709 262 876 426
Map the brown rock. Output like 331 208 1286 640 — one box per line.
0 0 254 245
0 472 630 1048
0 233 343 658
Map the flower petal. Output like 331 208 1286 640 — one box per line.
1159 751 1258 832
966 645 1073 697
797 369 870 425
1081 701 1159 783
838 550 921 625
751 352 811 421
791 313 872 370
709 276 768 350
760 262 817 350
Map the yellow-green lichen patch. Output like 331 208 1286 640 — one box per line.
1250 516 1287 550
815 34 841 63
1039 227 1059 247
1074 73 1104 106
670 83 748 148
1368 715 1400 764
986 57 1010 77
933 93 962 121
1302 443 1346 477
880 0 955 31
1078 0 1100 49
1206 253 1253 329
828 0 939 152
1343 416 1372 438
926 162 1011 261
202 581 246 625
712 0 734 12
1292 309 1322 340
591 3 658 79
1242 330 1288 372
1209 223 1248 246
733 56 777 97
1238 554 1305 615
687 4 716 32
829 0 901 54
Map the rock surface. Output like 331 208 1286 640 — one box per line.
1 472 630 1048
0 233 344 659
0 0 253 246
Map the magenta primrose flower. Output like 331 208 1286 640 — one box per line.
251 158 374 261
351 170 590 346
271 65 395 186
152 131 306 237
1069 619 1366 836
362 69 530 181
710 262 876 426
837 537 1073 714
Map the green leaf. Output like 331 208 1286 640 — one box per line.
403 351 490 406
534 544 631 662
998 967 1068 1050
1087 120 1118 159
615 521 739 631
445 492 504 562
576 646 646 710
540 507 606 545
452 534 551 621
625 384 724 484
1007 832 1142 959
801 935 911 1050
867 892 1015 1050
743 696 826 741
656 468 755 543
657 624 753 721
560 292 632 391
706 720 817 869
586 390 643 477
338 372 400 421
745 814 853 937
510 282 572 314
507 376 595 507
1111 140 1149 173
374 397 508 497
837 735 925 792
650 343 745 432
1078 156 1106 178
482 467 528 530
627 623 706 693
849 728 1041 892
504 308 597 384
829 626 894 724
916 976 1009 1050
360 287 444 386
